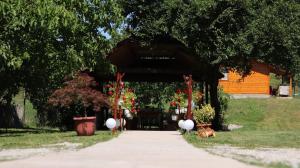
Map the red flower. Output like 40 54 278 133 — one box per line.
176 89 181 94
183 89 188 94
170 101 176 107
108 91 113 96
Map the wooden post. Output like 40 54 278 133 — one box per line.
184 75 193 120
113 72 125 132
119 107 123 131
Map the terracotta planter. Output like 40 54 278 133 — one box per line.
196 123 215 138
196 123 212 130
73 116 96 136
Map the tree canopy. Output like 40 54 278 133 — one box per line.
120 0 300 129
0 0 123 114
121 0 299 74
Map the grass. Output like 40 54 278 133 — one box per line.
3 90 118 150
184 98 300 148
0 128 118 149
12 89 37 127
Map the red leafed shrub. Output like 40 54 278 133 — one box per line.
48 72 110 117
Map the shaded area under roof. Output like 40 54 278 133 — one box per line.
107 36 218 82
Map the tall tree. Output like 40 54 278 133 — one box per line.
0 0 123 123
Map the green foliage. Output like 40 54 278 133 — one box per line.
193 104 215 124
218 87 230 112
122 0 251 69
128 82 203 111
12 89 37 127
0 0 123 124
270 73 282 88
239 0 300 74
128 82 183 110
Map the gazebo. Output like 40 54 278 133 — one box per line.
104 35 223 130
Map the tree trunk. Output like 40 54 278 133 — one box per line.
209 70 223 131
205 82 209 104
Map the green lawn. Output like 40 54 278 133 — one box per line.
184 98 300 148
12 89 37 127
0 129 117 149
1 90 118 150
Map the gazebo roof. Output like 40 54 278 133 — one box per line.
107 35 217 82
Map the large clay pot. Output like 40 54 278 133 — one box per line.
73 116 96 136
196 123 215 138
196 123 212 130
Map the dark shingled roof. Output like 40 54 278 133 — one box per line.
107 35 219 82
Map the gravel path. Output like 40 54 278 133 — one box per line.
0 142 81 161
0 131 257 168
207 145 300 168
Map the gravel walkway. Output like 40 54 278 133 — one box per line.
0 131 257 168
207 145 300 168
0 142 81 161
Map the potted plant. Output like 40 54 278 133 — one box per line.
48 72 110 136
193 104 215 129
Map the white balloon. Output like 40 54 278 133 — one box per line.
105 118 116 129
184 119 194 131
178 120 185 129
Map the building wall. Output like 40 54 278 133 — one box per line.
219 61 270 95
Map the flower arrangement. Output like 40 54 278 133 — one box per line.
170 89 204 109
121 88 137 113
170 89 187 108
104 83 137 114
193 104 215 124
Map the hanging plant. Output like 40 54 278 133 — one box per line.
170 89 187 108
105 83 137 114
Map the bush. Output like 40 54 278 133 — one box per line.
193 104 215 124
47 72 110 130
218 87 230 112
